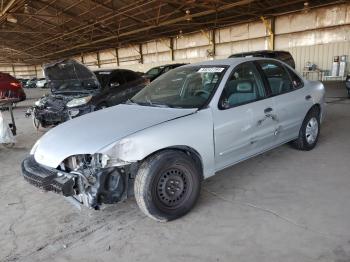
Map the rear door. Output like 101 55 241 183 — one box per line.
122 70 146 97
256 61 311 143
213 62 277 170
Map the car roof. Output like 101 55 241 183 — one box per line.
233 50 290 55
184 57 285 67
0 72 16 80
150 63 187 68
93 69 134 73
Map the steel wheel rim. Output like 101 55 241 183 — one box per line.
305 117 318 144
156 168 189 208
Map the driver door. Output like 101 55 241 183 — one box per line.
213 62 277 171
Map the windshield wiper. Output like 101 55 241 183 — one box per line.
125 99 139 105
145 96 153 106
125 99 171 108
151 103 170 108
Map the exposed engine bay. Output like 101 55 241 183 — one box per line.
22 154 136 209
26 93 93 128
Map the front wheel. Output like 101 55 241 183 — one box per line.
95 102 108 111
134 150 201 222
292 108 320 151
32 113 46 132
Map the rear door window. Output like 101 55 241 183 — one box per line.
257 61 293 96
109 71 125 87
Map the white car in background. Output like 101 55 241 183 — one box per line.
36 78 47 88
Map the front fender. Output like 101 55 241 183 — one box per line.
100 108 215 178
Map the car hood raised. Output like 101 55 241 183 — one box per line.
44 59 101 94
33 104 197 168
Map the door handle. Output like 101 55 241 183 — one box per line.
305 95 312 100
264 107 273 114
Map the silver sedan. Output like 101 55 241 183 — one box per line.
22 58 325 221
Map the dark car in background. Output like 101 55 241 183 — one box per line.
0 72 26 101
17 78 29 87
229 50 295 69
144 63 187 82
346 74 350 98
25 77 38 88
29 59 147 128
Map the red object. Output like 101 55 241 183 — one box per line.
0 72 26 102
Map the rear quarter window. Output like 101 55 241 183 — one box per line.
286 67 304 89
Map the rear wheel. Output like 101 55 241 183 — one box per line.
134 150 201 222
292 108 320 151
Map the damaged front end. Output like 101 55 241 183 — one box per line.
26 94 70 128
25 59 101 128
26 94 94 128
22 154 136 209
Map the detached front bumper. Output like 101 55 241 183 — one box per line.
21 156 75 196
21 155 131 208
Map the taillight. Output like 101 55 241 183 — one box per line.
10 82 21 88
145 78 150 85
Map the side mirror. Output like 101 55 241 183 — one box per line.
110 82 120 88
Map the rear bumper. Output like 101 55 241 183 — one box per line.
21 156 75 196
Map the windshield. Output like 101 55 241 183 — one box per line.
146 66 163 77
131 66 226 108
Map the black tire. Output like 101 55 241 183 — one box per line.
347 89 350 99
292 107 320 151
134 150 201 222
95 102 108 111
32 113 47 132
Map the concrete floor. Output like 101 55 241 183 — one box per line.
1 83 350 262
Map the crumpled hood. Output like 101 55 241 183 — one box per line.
33 104 197 168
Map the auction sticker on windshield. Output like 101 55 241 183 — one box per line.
197 67 225 73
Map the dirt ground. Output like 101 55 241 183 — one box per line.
1 83 350 262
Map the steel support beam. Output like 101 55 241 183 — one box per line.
170 37 174 61
211 29 216 58
97 51 101 68
12 64 16 77
139 44 143 64
115 48 120 66
0 0 16 16
261 16 275 50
